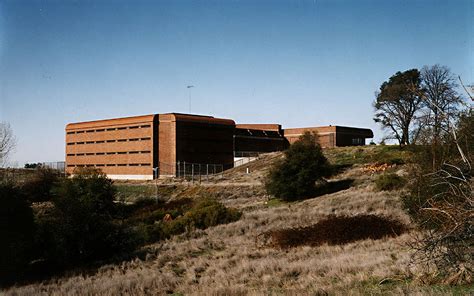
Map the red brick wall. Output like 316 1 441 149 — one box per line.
65 115 156 176
235 124 281 132
174 114 235 167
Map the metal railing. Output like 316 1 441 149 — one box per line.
234 151 262 158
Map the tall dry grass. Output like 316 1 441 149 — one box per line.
3 152 469 295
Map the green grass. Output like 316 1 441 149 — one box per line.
324 145 414 167
355 277 474 295
375 173 406 191
265 198 285 207
115 184 156 201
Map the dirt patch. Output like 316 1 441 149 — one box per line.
262 215 408 248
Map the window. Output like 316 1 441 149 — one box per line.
129 126 139 129
129 151 139 154
129 163 139 166
96 129 105 132
67 131 75 135
117 152 127 154
106 140 116 143
106 152 116 155
86 130 95 133
117 127 127 130
106 164 116 167
117 139 127 142
140 137 151 141
117 164 126 166
140 125 151 128
76 153 85 156
85 153 94 156
67 153 75 156
106 128 116 131
129 138 139 141
67 142 75 145
86 141 94 144
351 138 364 145
96 152 105 155
77 142 85 145
96 140 105 144
76 131 85 134
141 151 151 154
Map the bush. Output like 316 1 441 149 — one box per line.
402 110 473 283
265 132 331 201
182 198 241 229
143 198 241 243
0 182 35 284
21 168 60 202
37 168 133 266
375 173 406 191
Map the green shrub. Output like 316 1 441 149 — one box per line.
143 198 241 243
182 198 241 229
375 173 406 191
265 132 331 201
37 168 134 266
0 182 35 284
21 168 60 202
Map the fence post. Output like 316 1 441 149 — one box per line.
191 164 194 183
199 164 201 184
206 164 209 181
183 161 186 180
177 161 180 178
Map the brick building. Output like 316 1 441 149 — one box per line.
66 113 373 179
66 113 234 179
283 126 374 148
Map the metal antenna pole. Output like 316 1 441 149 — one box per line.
187 85 194 113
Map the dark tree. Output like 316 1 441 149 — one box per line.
0 183 35 284
374 69 424 146
265 132 331 201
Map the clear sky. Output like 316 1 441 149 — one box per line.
0 0 472 166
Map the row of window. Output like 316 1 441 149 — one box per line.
67 137 151 145
67 151 151 156
67 125 151 135
67 163 151 168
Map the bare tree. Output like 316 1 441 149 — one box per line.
0 122 16 167
374 69 424 146
421 65 463 142
406 83 473 284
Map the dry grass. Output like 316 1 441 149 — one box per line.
4 147 472 295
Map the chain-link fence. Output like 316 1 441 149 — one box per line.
155 161 230 181
41 161 66 173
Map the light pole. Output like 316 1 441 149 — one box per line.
187 85 194 113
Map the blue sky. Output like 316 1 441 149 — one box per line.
0 0 472 165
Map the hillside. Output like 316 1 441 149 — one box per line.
4 146 472 295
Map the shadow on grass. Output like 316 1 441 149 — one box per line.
266 179 355 205
265 214 408 249
311 178 355 198
1 247 151 289
330 163 354 175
